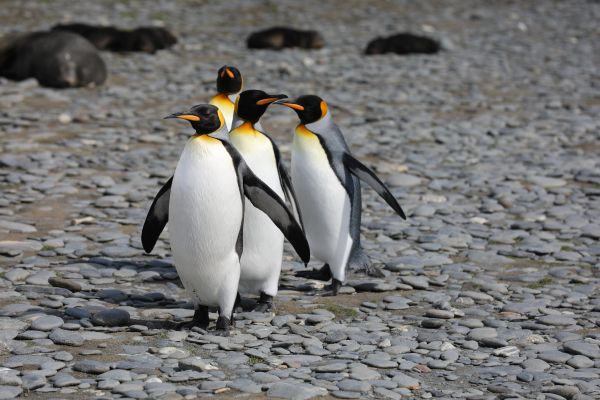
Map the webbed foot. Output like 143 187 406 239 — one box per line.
295 264 332 281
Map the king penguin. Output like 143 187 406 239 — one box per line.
141 104 309 334
275 95 406 295
209 65 242 131
229 90 302 311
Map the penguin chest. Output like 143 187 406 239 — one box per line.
229 129 282 193
291 129 352 264
229 128 284 287
169 137 243 305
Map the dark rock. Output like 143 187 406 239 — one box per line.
92 309 130 327
53 23 177 53
365 33 440 55
48 277 81 292
247 27 324 50
0 30 106 88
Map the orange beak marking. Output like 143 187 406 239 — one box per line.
256 97 280 106
282 103 305 111
176 115 201 121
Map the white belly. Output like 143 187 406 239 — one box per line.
229 127 284 296
169 136 243 311
291 129 353 281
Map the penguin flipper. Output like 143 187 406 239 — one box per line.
141 176 172 253
343 153 407 219
243 173 310 264
221 140 310 264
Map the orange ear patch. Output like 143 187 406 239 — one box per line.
217 109 225 129
225 68 235 78
320 101 328 118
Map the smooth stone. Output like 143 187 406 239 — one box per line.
391 372 420 389
31 315 64 331
567 355 594 369
0 385 22 399
400 276 429 289
21 374 46 390
267 382 328 399
73 360 111 374
48 329 84 346
52 373 80 387
538 351 572 363
48 277 81 292
538 315 578 326
0 220 36 233
521 358 550 372
316 363 347 373
178 357 218 372
425 309 454 319
227 378 262 394
467 327 497 341
91 309 130 327
363 358 397 368
563 341 600 358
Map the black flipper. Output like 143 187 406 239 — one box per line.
343 153 407 219
221 141 310 264
141 176 172 253
267 136 304 229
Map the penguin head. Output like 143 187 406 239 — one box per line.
216 65 243 95
164 104 224 134
275 95 328 124
235 90 287 124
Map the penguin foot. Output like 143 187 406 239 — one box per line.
176 306 209 331
252 292 273 313
321 279 342 297
213 316 231 336
295 264 332 281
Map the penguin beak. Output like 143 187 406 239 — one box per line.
274 99 305 111
256 94 287 106
164 112 201 121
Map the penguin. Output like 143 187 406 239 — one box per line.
209 65 242 131
141 104 309 334
274 95 406 295
228 90 302 312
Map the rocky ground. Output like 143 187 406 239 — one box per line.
1 0 599 399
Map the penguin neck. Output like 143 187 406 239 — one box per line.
191 125 227 143
231 120 260 136
305 110 334 133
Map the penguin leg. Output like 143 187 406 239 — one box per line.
295 264 332 281
176 305 209 331
233 292 243 314
214 310 231 337
252 291 273 312
321 278 342 297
